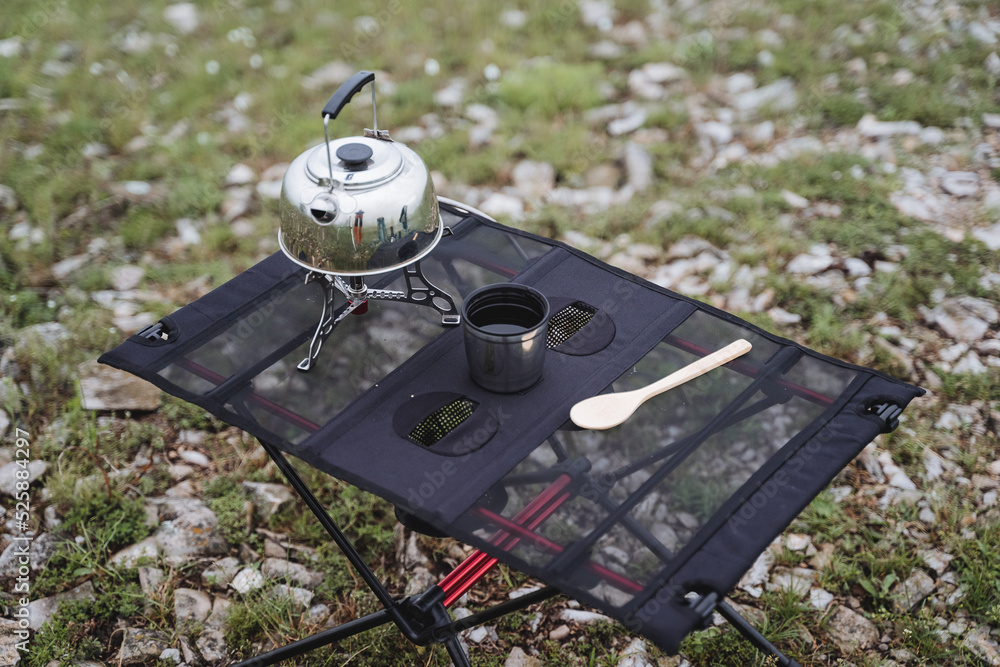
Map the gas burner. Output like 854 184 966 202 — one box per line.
298 260 459 372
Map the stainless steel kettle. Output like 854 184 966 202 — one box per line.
278 71 442 276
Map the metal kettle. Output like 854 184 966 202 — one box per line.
278 71 442 276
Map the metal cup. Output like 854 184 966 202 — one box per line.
462 284 550 393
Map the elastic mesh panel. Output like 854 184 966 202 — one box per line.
408 398 479 447
547 302 597 349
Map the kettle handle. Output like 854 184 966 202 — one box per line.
321 70 376 119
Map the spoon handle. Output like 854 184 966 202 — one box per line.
634 338 752 404
569 339 752 430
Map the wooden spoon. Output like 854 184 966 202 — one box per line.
569 339 752 430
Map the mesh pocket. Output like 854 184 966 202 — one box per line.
408 398 479 447
547 302 597 349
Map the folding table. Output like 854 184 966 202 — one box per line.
99 199 923 666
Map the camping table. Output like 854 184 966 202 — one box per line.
100 199 923 666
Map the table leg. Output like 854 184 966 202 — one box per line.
228 608 392 667
257 439 398 611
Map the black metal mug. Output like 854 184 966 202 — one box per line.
462 284 550 393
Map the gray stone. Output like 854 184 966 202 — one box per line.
559 609 614 625
138 566 165 595
0 540 31 577
618 638 655 667
878 452 917 491
920 126 945 145
78 361 161 411
19 322 70 347
892 569 936 610
202 556 242 589
786 253 834 275
844 258 872 277
51 254 90 280
433 78 465 107
926 297 997 342
0 409 9 438
27 581 95 631
809 587 835 610
261 557 324 588
205 596 231 630
196 629 228 662
505 647 542 667
696 121 733 145
984 112 1000 129
768 307 802 325
110 265 145 291
163 3 199 34
624 142 653 193
119 627 171 664
548 624 570 640
28 533 62 571
0 37 21 58
973 223 1000 251
231 567 265 594
109 536 160 568
641 62 686 85
242 481 294 519
987 52 1000 78
748 120 775 145
767 567 816 597
159 647 182 664
826 605 878 654
153 498 227 564
179 450 211 468
511 160 556 202
940 171 979 197
0 618 23 667
268 584 314 612
732 78 797 115
480 192 525 220
738 549 775 597
857 114 921 138
175 588 212 631
0 460 46 497
608 108 647 136
970 22 998 45
781 190 809 208
963 626 1000 666
726 72 756 95
306 603 331 623
226 163 256 187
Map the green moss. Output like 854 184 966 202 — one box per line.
119 207 174 251
498 62 605 116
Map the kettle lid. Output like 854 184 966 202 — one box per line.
304 135 404 190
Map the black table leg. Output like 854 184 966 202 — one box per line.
442 635 473 667
229 608 392 667
716 600 802 667
257 438 398 611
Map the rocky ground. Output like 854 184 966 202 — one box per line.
2 0 1000 665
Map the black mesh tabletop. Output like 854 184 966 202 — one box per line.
100 200 923 653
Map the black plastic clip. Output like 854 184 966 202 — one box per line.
687 590 720 629
866 401 903 433
132 318 177 346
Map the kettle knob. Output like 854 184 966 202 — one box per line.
336 142 373 169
